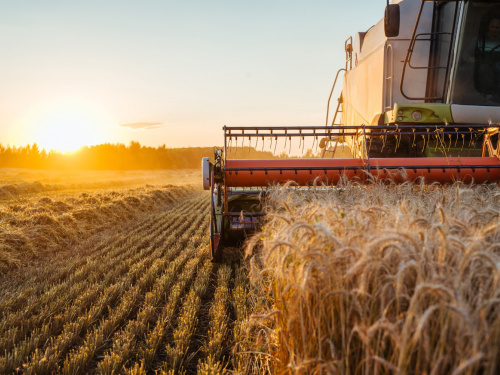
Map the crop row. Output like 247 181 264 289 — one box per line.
230 266 251 374
0 192 210 374
160 257 214 374
58 217 209 374
196 264 232 374
132 247 206 372
0 192 204 326
0 184 194 272
0 192 202 317
0 195 207 361
0 189 255 374
97 236 208 374
60 250 200 374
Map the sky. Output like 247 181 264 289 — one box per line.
1 0 386 152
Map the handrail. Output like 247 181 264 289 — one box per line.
325 68 346 127
385 44 394 111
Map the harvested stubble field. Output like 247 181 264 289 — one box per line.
0 169 247 374
2 168 500 375
0 169 200 272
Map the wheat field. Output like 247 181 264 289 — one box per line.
241 180 500 374
2 168 500 374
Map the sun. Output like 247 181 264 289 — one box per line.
30 99 110 153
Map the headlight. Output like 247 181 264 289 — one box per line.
411 110 422 121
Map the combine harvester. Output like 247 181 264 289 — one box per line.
203 0 500 260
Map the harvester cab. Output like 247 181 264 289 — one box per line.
203 0 500 261
339 0 500 159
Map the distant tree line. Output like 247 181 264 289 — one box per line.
0 142 281 170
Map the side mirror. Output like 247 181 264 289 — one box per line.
202 157 211 190
384 4 400 37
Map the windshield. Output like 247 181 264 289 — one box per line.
452 1 500 105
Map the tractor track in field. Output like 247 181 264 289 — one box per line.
0 189 249 374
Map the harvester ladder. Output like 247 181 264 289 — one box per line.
326 35 354 128
326 68 346 127
333 96 343 125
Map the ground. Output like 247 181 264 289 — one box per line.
0 168 244 374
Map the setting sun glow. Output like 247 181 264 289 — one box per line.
29 99 111 153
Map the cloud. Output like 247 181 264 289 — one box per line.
118 122 165 130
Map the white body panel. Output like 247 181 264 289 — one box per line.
343 40 385 125
343 0 434 126
341 0 500 128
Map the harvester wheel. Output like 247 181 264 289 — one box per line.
209 172 223 262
